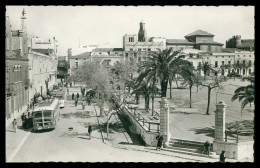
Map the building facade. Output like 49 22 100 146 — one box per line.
28 37 58 101
6 9 29 125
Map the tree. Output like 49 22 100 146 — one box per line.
70 62 114 117
231 76 254 118
201 76 226 115
139 48 193 98
181 66 196 108
198 61 214 80
131 79 158 111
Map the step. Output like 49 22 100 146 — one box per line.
162 147 212 159
167 146 200 153
169 143 203 151
169 141 204 148
170 138 205 145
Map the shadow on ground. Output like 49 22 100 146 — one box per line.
189 127 215 138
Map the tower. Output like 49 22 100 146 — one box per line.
138 22 147 42
20 8 28 57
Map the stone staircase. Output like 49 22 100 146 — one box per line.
164 138 218 159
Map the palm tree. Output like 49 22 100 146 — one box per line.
138 48 192 98
198 61 214 80
232 76 254 117
131 79 157 111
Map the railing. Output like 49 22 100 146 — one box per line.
224 130 253 143
124 103 160 133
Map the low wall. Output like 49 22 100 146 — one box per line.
213 140 254 160
121 107 158 146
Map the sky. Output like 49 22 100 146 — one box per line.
6 6 254 56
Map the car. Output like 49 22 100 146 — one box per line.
59 99 65 109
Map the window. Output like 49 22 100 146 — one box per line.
243 69 245 75
207 57 209 59
237 61 239 64
143 48 146 51
40 68 41 73
134 53 137 56
249 69 251 74
228 61 231 64
215 61 218 67
126 53 128 56
148 48 151 51
138 48 141 51
115 52 118 56
237 69 239 73
125 55 128 61
222 61 224 65
222 56 224 58
138 57 141 62
75 58 78 60
244 55 246 57
249 55 251 57
129 37 134 42
43 110 52 117
249 60 252 66
208 46 212 51
238 55 240 57
130 48 133 51
107 61 110 66
229 56 231 58
215 56 218 58
75 62 78 69
243 60 246 65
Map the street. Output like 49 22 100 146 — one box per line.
10 98 190 162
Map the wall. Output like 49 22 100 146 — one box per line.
213 140 254 160
199 45 222 52
28 51 57 101
195 36 214 43
121 107 158 146
166 44 194 51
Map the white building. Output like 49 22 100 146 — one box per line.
28 37 58 101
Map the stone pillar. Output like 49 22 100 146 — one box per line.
214 101 226 141
159 97 171 147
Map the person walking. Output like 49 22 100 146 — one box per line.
76 92 80 99
12 119 18 133
82 100 85 110
75 98 78 107
156 133 164 151
88 124 92 139
202 140 210 156
220 151 226 162
72 93 74 100
21 113 25 128
23 115 28 129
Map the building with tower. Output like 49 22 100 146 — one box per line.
167 29 223 52
6 9 30 126
123 21 166 63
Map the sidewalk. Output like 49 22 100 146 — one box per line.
6 112 32 162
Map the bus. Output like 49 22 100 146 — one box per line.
32 98 60 131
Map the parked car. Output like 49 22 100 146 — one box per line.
59 99 65 109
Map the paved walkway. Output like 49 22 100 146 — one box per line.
6 111 32 162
